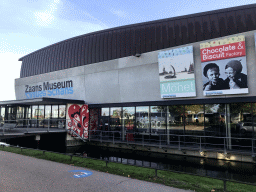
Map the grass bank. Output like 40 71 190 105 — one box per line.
0 146 255 192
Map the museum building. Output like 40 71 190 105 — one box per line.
1 4 256 159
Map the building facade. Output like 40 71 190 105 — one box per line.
2 4 256 160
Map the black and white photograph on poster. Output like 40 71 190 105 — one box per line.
202 56 248 96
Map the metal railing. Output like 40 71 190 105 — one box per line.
1 119 256 157
89 130 256 157
0 118 66 135
68 128 87 142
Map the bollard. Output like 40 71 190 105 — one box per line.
21 147 23 152
155 168 157 177
43 150 45 155
106 159 109 167
70 155 73 161
223 179 227 192
223 170 228 191
178 136 181 150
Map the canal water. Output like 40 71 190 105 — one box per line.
77 145 256 184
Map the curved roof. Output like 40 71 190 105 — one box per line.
20 4 256 78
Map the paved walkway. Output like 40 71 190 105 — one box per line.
0 151 193 192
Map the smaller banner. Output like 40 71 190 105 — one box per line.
66 104 89 139
158 46 196 98
200 35 248 96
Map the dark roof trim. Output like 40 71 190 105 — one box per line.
0 97 85 106
88 96 255 108
19 3 256 61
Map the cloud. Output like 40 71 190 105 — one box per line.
0 33 52 55
110 9 127 17
0 52 22 101
34 11 55 27
34 0 60 27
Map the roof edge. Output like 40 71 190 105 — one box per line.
19 3 256 61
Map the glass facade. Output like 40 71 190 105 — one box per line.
2 101 256 151
88 103 256 151
0 104 66 129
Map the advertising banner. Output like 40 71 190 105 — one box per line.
158 46 196 98
200 35 248 96
66 104 89 139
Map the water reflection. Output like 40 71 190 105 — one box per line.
82 146 256 184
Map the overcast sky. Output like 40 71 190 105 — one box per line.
0 0 255 101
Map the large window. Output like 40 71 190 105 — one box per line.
205 104 226 136
185 105 204 135
151 106 167 143
123 107 135 142
0 106 5 126
16 106 25 127
51 105 58 128
32 105 38 127
167 105 184 134
7 107 17 122
25 106 31 127
89 108 100 137
167 105 184 145
230 103 252 137
58 105 66 128
99 108 109 138
44 105 51 127
110 107 121 140
38 105 44 127
52 105 58 118
136 106 149 143
136 106 149 132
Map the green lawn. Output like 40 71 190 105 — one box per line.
1 146 256 192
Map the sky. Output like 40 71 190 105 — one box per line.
0 0 255 101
